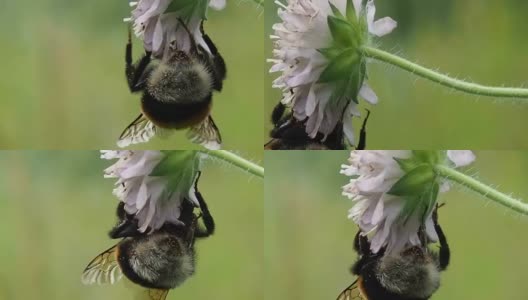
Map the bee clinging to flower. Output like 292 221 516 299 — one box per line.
265 101 371 150
118 18 226 149
337 206 450 300
82 172 215 300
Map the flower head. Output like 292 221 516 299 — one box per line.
341 150 475 254
102 150 203 232
269 0 396 146
126 0 226 58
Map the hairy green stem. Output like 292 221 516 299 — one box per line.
201 150 264 178
362 46 528 99
434 165 528 216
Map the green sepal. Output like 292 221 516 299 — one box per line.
345 59 364 104
329 2 345 20
327 16 357 48
150 151 201 196
317 47 343 60
412 150 442 165
167 0 209 19
328 81 346 106
166 0 195 11
388 165 435 196
346 0 358 23
324 58 365 105
399 181 439 225
393 157 423 173
421 181 440 223
318 48 359 83
150 151 194 177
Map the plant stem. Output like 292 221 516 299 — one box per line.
434 165 528 216
361 46 528 99
252 0 263 7
201 150 264 178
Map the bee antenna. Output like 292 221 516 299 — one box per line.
200 19 205 35
127 24 132 43
271 102 286 125
177 18 198 55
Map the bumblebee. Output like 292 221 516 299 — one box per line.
82 178 215 300
337 207 450 300
118 20 226 149
265 102 370 150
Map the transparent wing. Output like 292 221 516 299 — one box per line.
148 289 169 300
186 115 222 150
336 278 368 300
135 289 169 300
81 244 123 285
117 114 156 148
155 126 174 140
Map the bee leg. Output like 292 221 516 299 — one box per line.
192 173 215 238
356 109 371 150
194 191 215 237
116 201 127 221
433 207 450 271
353 231 361 254
109 217 141 239
200 21 227 91
200 21 220 57
108 202 142 238
351 233 371 275
323 121 345 150
126 26 151 93
271 102 286 126
358 233 372 257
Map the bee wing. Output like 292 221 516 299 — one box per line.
336 278 369 300
117 114 156 148
81 244 123 285
135 289 169 300
155 127 174 140
264 138 282 150
148 289 169 300
186 115 222 150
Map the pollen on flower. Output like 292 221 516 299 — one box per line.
269 0 396 146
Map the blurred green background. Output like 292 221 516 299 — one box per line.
264 0 528 148
0 1 263 150
0 151 263 300
265 151 528 300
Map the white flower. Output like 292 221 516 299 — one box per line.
341 150 475 254
447 150 476 168
126 0 226 58
269 0 396 145
101 150 202 233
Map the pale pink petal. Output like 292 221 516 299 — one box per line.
370 17 397 37
365 0 376 30
209 0 226 10
359 83 378 104
447 150 476 167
